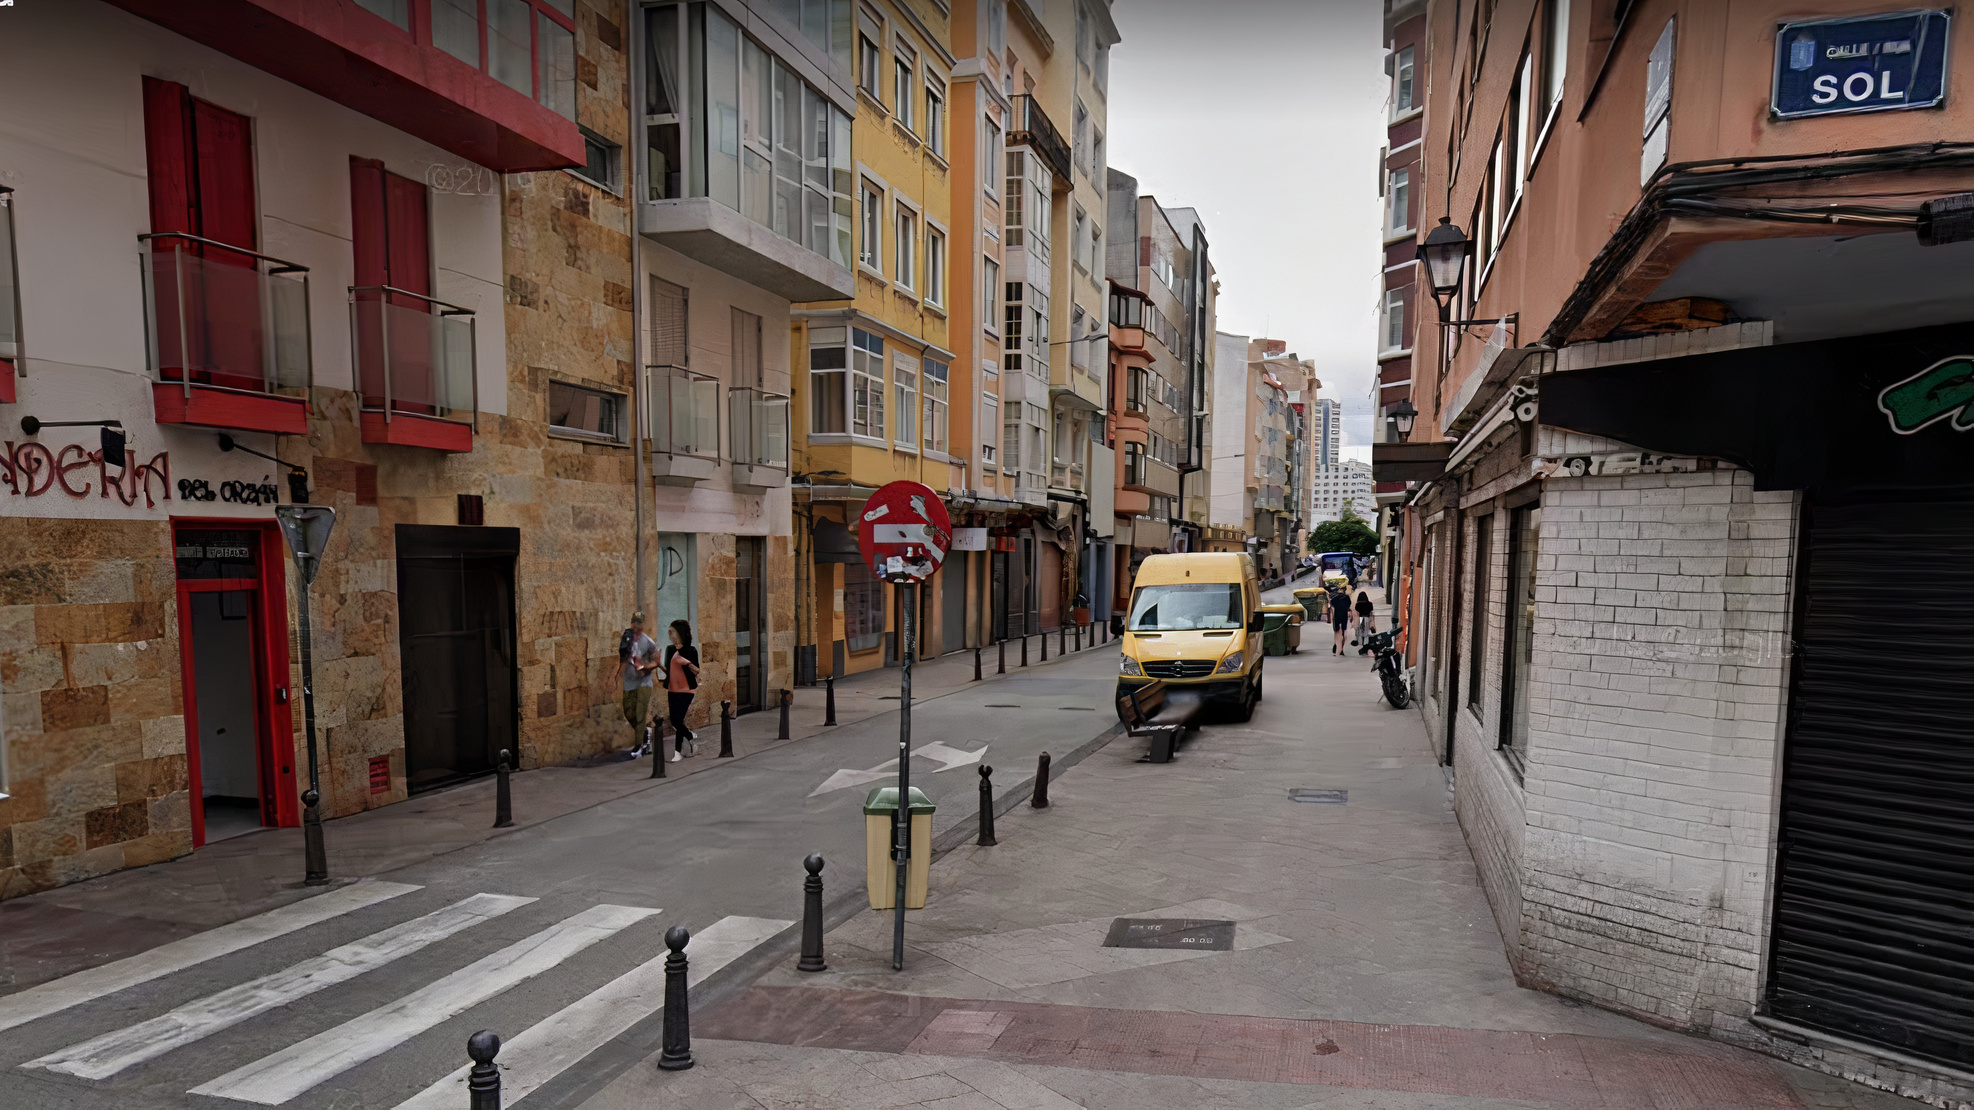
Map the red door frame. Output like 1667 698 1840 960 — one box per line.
172 518 297 847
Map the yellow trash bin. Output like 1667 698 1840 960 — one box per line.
864 786 935 910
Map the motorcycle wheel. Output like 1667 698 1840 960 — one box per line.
1381 672 1410 709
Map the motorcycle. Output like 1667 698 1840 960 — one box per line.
1365 626 1410 709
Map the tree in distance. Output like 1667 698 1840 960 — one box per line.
1307 502 1379 558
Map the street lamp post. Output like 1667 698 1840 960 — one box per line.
274 505 337 886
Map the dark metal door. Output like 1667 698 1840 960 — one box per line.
990 550 1009 642
1766 498 1974 1070
735 537 763 711
395 525 518 793
942 558 965 654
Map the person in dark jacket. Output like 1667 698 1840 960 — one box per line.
1329 587 1353 656
1354 590 1376 653
662 619 701 761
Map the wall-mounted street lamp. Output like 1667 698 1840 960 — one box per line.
1416 217 1510 327
20 416 125 467
218 433 311 503
1390 399 1419 442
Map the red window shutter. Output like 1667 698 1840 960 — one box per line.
350 158 389 289
141 77 196 236
191 100 258 252
383 173 431 299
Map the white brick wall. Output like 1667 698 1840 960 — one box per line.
1516 469 1797 1031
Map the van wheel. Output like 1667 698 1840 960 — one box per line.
1231 676 1258 722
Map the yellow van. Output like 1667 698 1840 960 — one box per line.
1117 552 1264 721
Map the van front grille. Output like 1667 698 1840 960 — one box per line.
1143 660 1217 679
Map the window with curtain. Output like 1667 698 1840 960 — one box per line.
893 351 919 446
984 118 1002 192
925 78 945 155
981 393 998 466
731 307 762 387
925 228 945 306
809 325 847 433
1387 167 1410 233
1392 45 1416 115
895 207 916 290
851 327 885 438
923 359 948 453
1383 288 1407 352
982 256 1000 331
1468 513 1493 710
843 560 885 651
894 44 916 130
1501 503 1541 775
860 182 881 268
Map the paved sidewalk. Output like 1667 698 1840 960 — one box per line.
0 630 1110 995
585 585 1920 1110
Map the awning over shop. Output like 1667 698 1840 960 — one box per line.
1540 320 1974 495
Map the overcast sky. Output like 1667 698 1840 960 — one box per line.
1103 0 1388 460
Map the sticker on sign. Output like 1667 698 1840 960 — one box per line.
856 480 952 582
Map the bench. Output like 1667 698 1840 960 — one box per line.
1117 680 1204 764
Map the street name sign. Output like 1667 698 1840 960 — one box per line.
1772 10 1950 120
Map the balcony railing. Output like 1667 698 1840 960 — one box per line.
729 386 790 489
141 232 311 434
1007 95 1072 182
350 286 477 451
647 364 720 483
1050 460 1085 491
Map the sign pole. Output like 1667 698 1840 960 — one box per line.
892 581 914 971
296 569 328 885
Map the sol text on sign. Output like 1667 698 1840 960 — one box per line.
1772 10 1950 120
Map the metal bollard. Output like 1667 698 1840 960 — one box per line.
467 1030 503 1110
1020 635 1028 667
657 926 694 1070
997 639 1006 674
493 749 514 828
1060 625 1068 655
973 646 982 682
719 701 734 757
977 764 997 846
778 688 791 740
650 718 667 779
798 853 827 972
824 674 837 726
1039 630 1048 661
1031 751 1051 809
1074 623 1083 652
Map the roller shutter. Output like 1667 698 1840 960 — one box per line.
1767 498 1974 1069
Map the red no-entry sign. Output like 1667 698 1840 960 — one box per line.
856 480 952 582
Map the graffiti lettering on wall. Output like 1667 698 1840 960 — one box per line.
1 440 173 507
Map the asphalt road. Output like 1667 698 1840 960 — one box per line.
0 644 1128 1110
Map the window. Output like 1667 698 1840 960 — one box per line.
858 33 881 98
894 48 916 130
924 77 945 155
648 5 852 265
925 227 946 306
892 352 919 446
574 131 620 191
1467 513 1493 710
731 307 763 386
895 206 917 290
426 0 575 118
1070 306 1089 371
810 325 848 433
1386 167 1410 234
1382 288 1407 352
1109 288 1143 327
982 256 1000 331
1543 0 1569 115
860 182 882 269
851 327 885 438
1392 45 1416 115
923 359 949 453
1125 366 1147 411
984 117 1002 192
0 188 18 376
1090 227 1103 279
1071 206 1089 270
981 393 999 466
1091 129 1105 187
986 0 1006 58
1501 503 1541 775
843 560 886 651
1073 98 1090 177
1642 19 1675 183
1052 410 1066 463
1004 152 1024 248
1514 53 1534 195
549 381 627 441
355 0 410 30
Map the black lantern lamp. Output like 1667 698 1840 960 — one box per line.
1390 399 1418 442
1416 217 1510 327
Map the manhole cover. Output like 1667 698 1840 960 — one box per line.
1289 788 1347 804
1101 918 1236 950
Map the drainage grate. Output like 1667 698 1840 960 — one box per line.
1102 918 1236 950
984 704 1021 708
1288 788 1348 804
1057 706 1095 711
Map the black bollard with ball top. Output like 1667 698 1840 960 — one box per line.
467 1030 502 1109
798 853 827 972
718 700 734 757
649 719 667 779
1031 751 1051 809
977 765 997 846
824 674 837 725
493 749 514 828
778 688 791 740
657 926 694 1070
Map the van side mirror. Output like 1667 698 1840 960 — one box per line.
1247 615 1265 634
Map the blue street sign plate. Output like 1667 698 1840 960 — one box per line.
1772 10 1951 120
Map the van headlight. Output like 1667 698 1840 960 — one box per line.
1120 656 1144 676
1214 651 1245 674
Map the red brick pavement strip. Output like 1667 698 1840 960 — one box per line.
699 986 1809 1109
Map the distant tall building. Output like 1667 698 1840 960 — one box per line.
1315 398 1342 469
1312 459 1374 524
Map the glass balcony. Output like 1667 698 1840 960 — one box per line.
0 186 18 403
647 364 720 483
350 287 477 451
1050 460 1085 492
1007 95 1072 182
142 233 312 434
728 386 790 489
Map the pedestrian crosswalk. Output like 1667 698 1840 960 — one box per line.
2 884 793 1108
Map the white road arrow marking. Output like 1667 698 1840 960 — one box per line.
808 741 989 797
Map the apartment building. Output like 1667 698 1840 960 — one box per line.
1312 458 1374 524
1375 0 1974 1099
786 0 956 677
1209 338 1311 578
0 0 635 896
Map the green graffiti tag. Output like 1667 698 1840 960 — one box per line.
1878 356 1974 435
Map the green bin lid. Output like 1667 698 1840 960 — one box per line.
863 786 936 815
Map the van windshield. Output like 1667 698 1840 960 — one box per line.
1127 583 1243 631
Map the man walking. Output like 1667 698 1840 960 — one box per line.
618 612 659 753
